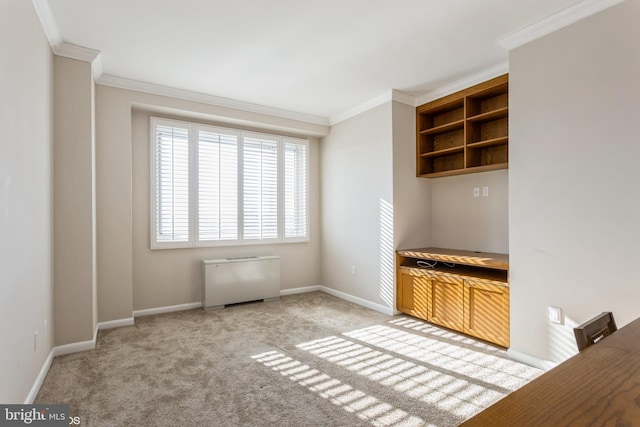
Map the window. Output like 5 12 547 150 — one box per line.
150 117 309 248
154 122 190 244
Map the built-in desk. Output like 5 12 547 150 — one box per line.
396 247 510 347
460 316 640 426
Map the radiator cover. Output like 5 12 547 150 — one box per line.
201 256 281 310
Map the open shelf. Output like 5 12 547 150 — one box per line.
417 99 464 131
418 151 464 175
420 146 464 158
416 75 509 178
419 119 464 135
467 143 508 168
466 136 508 149
467 107 508 123
467 118 508 142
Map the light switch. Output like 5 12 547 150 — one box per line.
473 187 480 197
482 186 489 197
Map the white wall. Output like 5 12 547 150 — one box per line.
392 101 431 250
0 0 54 403
509 0 640 364
431 170 508 253
95 86 134 322
323 99 505 315
53 56 97 345
320 102 395 309
96 85 325 319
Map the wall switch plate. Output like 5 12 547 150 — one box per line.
473 187 480 197
548 306 563 324
482 186 489 197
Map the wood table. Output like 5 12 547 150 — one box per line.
460 317 640 426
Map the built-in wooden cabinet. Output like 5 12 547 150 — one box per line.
397 271 428 320
464 279 510 347
396 247 510 347
417 74 509 178
427 273 465 332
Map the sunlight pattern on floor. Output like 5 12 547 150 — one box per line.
297 336 493 418
296 322 540 420
388 318 505 354
251 350 429 427
345 323 540 384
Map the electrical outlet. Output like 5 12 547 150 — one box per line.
548 306 563 325
351 266 357 276
473 187 480 197
482 186 489 197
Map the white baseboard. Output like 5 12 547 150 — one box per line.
25 330 98 403
319 286 395 316
24 349 55 404
97 317 135 330
280 285 394 316
507 348 558 371
133 302 202 318
280 285 321 296
53 337 96 358
130 287 391 318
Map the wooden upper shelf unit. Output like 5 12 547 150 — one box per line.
417 74 509 178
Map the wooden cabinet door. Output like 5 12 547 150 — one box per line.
464 280 510 347
427 273 464 331
397 270 428 321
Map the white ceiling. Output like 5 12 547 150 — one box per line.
46 0 582 120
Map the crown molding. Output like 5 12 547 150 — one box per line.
92 54 104 81
32 0 62 47
329 62 511 125
33 0 624 130
498 0 626 50
329 90 415 126
415 62 509 106
329 92 393 126
391 89 416 107
32 0 97 62
53 42 101 63
52 42 103 81
32 0 103 81
97 74 331 127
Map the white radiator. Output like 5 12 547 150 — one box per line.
201 256 281 310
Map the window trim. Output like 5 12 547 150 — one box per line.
150 117 310 249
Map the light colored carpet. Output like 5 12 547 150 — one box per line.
36 292 540 426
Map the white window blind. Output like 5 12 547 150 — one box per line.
150 117 309 248
197 127 238 241
243 135 278 241
153 122 190 244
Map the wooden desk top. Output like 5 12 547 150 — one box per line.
460 317 640 426
396 247 509 271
